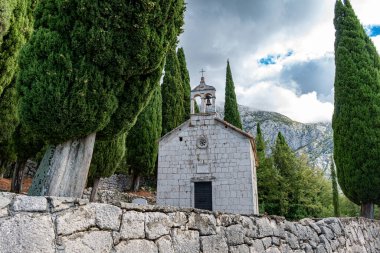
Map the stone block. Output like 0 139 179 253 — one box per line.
265 247 281 253
200 234 228 253
257 218 273 238
286 231 300 250
120 211 145 239
145 212 172 239
259 236 271 249
0 193 14 217
188 213 217 235
225 224 245 245
0 192 14 209
56 204 96 235
168 212 188 227
230 244 249 253
0 213 55 253
94 203 122 231
60 230 113 253
115 239 158 253
171 228 200 253
250 239 265 253
12 195 47 212
156 235 175 253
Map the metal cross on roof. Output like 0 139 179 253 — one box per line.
200 68 206 77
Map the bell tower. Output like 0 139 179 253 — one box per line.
190 74 216 114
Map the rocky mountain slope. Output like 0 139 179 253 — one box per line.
218 105 333 175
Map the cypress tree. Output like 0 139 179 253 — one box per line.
19 0 185 197
272 132 333 219
330 156 340 217
87 133 126 202
255 123 266 162
333 0 380 218
272 132 295 216
224 60 242 129
0 0 35 152
0 0 34 96
161 49 185 136
255 123 282 215
0 0 36 191
177 47 191 120
125 84 162 191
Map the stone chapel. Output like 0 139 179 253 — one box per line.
156 76 259 215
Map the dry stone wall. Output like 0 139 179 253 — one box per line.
0 192 379 253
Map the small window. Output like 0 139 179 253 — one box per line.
179 137 183 141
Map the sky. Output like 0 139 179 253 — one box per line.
178 0 380 123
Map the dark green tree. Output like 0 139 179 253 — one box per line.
177 47 191 120
272 132 296 217
126 85 162 191
0 0 37 191
0 86 18 160
19 0 184 197
333 0 380 218
0 0 35 96
255 123 283 215
87 133 126 202
224 60 242 129
272 132 332 219
330 157 340 217
161 49 185 136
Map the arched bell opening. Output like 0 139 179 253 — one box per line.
191 95 202 114
190 75 216 114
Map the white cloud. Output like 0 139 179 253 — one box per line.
181 0 379 124
371 36 380 51
236 83 334 123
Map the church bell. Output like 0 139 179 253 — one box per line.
206 95 212 106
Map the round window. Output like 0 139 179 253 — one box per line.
196 136 208 149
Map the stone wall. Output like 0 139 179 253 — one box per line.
0 192 379 253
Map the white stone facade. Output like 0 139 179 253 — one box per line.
157 114 259 215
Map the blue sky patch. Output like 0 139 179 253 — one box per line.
258 55 278 65
258 50 294 66
365 25 380 37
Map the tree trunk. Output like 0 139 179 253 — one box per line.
361 202 374 219
132 175 141 192
11 160 27 193
28 133 96 198
90 177 100 202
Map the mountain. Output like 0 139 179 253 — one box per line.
217 105 333 175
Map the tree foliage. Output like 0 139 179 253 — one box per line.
17 0 185 145
0 0 35 162
332 0 380 215
255 124 283 215
0 0 35 96
125 84 162 177
224 60 242 129
88 133 126 185
259 132 333 219
161 49 184 136
177 47 191 120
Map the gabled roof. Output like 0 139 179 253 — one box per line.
191 83 216 92
214 118 258 166
159 116 259 166
159 119 191 142
191 77 216 92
